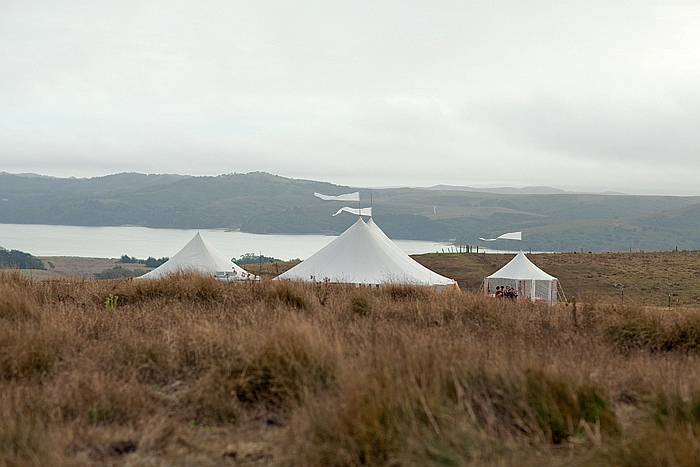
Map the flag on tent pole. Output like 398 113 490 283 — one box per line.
333 207 372 217
479 231 522 242
314 192 360 202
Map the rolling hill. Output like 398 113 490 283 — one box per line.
1 171 699 252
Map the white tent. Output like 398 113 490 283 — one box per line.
137 232 257 280
276 217 457 287
483 250 559 304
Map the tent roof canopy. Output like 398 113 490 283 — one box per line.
486 250 556 281
137 232 256 280
276 217 456 286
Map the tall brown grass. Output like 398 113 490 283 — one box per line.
2 269 700 465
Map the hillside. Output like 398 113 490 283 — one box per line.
240 250 700 307
413 250 700 307
1 171 700 251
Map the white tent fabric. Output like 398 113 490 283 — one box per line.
276 218 457 287
314 192 360 202
137 232 257 280
483 250 559 304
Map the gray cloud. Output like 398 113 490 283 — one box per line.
464 95 700 167
1 1 700 193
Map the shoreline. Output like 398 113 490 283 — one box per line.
11 256 290 280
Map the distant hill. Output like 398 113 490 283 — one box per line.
425 184 569 195
1 171 699 252
0 172 188 194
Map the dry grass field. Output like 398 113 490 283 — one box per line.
3 266 700 466
23 250 700 309
259 250 700 307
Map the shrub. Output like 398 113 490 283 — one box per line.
0 247 45 270
94 266 144 280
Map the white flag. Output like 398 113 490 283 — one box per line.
333 206 372 217
479 231 522 242
314 192 360 202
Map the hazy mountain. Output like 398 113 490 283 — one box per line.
425 184 568 195
0 172 189 195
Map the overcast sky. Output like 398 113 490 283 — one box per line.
1 1 699 194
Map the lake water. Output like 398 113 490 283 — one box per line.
0 223 457 261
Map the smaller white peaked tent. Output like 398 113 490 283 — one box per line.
137 232 257 280
276 217 457 287
483 251 559 304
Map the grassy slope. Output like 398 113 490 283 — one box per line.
413 250 700 307
4 272 700 465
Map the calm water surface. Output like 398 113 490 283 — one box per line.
0 223 456 261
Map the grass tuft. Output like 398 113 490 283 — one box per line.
237 322 338 409
0 284 38 323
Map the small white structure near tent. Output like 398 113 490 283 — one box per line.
276 217 457 287
483 250 559 304
136 232 257 280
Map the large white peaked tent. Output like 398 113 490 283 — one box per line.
483 250 559 304
276 217 457 287
137 232 257 280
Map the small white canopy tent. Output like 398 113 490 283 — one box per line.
137 232 257 280
276 217 457 287
483 250 559 304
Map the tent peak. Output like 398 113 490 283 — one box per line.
276 217 456 287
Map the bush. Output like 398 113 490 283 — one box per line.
145 256 168 268
0 247 45 270
234 253 281 265
94 266 145 280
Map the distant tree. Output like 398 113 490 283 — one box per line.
118 255 168 267
118 254 140 264
234 253 282 265
145 257 169 268
0 247 45 270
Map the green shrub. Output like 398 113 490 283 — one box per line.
94 266 144 280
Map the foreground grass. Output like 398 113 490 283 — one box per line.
2 271 700 465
